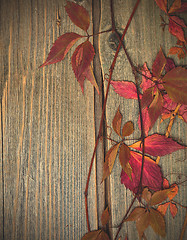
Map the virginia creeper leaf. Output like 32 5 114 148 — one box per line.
112 107 122 137
162 67 187 105
81 230 110 240
150 189 172 206
111 81 138 99
165 57 175 72
175 2 187 12
71 40 95 80
123 162 133 180
169 17 186 42
163 178 170 188
157 202 170 216
168 46 185 59
169 202 178 218
77 65 99 94
103 143 121 181
121 151 162 193
148 90 163 131
142 188 152 203
155 0 167 13
152 48 167 78
149 209 166 237
119 143 131 171
141 63 153 92
141 88 154 109
65 1 90 32
130 134 185 156
122 121 134 137
136 210 150 238
125 207 146 222
39 33 82 68
168 0 181 13
138 107 151 136
101 207 110 226
167 184 178 200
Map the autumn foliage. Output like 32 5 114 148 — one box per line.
39 0 187 239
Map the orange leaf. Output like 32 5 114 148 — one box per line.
162 67 187 105
163 178 170 188
39 33 82 68
119 143 131 171
157 202 170 216
122 121 134 137
101 207 110 226
168 0 181 13
150 209 166 237
168 184 178 200
136 210 150 239
112 107 122 137
102 143 121 181
81 230 110 240
169 202 178 218
65 1 90 32
150 189 171 206
142 188 152 203
168 46 185 59
125 207 146 222
155 0 168 13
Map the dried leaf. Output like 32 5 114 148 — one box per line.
130 134 186 157
142 188 152 203
168 0 181 13
162 67 187 105
136 210 150 239
168 46 185 59
119 143 131 171
157 202 170 216
71 40 95 80
121 151 162 193
111 81 138 99
169 17 186 42
169 202 178 218
81 230 110 240
138 107 151 136
155 0 168 13
140 63 154 92
101 207 110 226
141 88 154 109
103 143 121 181
125 207 146 222
149 209 166 237
123 162 133 180
152 48 167 77
122 121 134 137
39 33 82 68
112 107 122 137
150 189 171 206
65 1 90 32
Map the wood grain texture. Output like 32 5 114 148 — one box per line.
0 0 99 239
100 0 186 239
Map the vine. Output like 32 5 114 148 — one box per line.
40 0 187 239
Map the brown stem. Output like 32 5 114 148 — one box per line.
84 0 140 231
171 200 187 209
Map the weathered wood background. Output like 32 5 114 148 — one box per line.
0 0 186 239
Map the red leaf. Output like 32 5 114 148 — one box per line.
111 81 138 99
163 178 170 188
162 67 187 105
121 151 162 193
170 16 187 28
164 57 175 72
103 143 121 181
138 107 151 136
101 207 110 226
148 90 163 131
112 107 122 137
169 17 186 42
175 2 187 12
169 202 178 218
77 66 99 94
140 63 154 92
168 0 181 13
119 143 131 171
141 88 154 109
155 0 168 13
130 134 185 156
71 40 95 79
122 121 134 137
152 48 167 78
149 209 166 237
65 1 90 32
157 202 170 216
39 33 82 68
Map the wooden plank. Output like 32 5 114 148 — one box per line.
0 0 99 239
100 0 186 239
